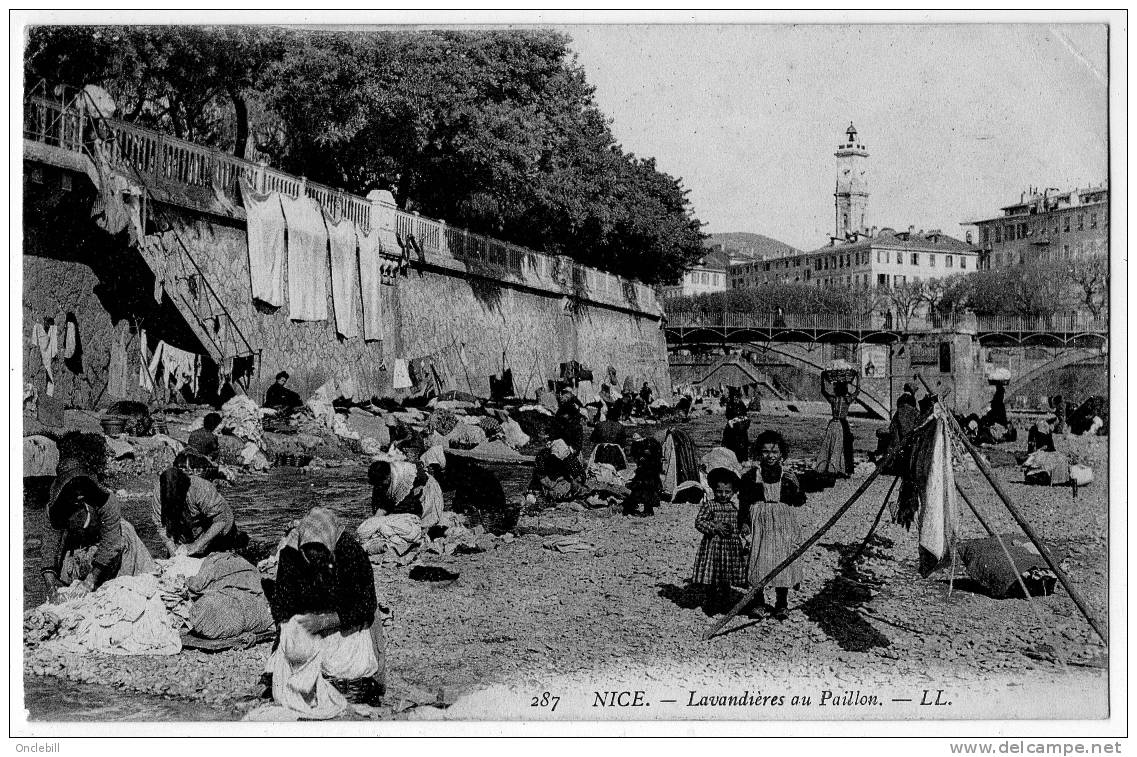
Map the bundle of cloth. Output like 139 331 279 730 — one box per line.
27 574 181 655
221 395 264 445
357 512 422 556
184 552 274 640
24 434 59 478
1023 449 1071 487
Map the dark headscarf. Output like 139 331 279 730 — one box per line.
47 458 109 530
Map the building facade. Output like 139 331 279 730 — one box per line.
731 228 977 290
963 185 1109 269
661 248 730 299
729 125 979 290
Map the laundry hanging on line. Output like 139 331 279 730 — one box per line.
392 359 413 390
138 328 155 392
895 409 960 577
489 368 515 400
107 322 131 399
33 319 59 397
357 225 398 342
150 341 201 397
62 312 83 375
326 213 361 339
279 192 329 322
239 179 287 308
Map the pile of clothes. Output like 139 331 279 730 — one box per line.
25 574 182 656
222 395 264 444
184 552 274 640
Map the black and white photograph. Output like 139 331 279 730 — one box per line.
12 11 1124 742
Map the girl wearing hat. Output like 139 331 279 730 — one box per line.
691 465 747 611
740 430 808 620
40 459 156 603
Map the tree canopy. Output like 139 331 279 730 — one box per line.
25 26 705 285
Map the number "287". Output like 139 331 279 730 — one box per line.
531 692 560 711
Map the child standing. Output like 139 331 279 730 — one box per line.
739 430 807 620
691 466 748 612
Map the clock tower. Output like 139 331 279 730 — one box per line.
834 122 869 239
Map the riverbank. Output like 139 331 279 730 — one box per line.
23 412 1109 721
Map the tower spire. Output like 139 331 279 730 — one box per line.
834 123 869 239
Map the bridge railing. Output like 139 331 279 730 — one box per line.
666 310 1108 334
975 313 1108 333
667 311 880 331
23 93 659 314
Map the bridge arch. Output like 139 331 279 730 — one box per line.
669 341 891 420
1005 346 1109 400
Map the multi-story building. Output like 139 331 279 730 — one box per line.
963 185 1109 269
737 226 976 289
661 248 730 299
729 124 979 290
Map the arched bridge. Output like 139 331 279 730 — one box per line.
664 311 1109 349
665 311 1109 419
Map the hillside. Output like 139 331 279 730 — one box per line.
706 232 801 260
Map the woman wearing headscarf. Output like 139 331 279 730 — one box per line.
529 439 587 502
267 507 386 711
40 458 155 603
366 458 443 528
151 464 242 558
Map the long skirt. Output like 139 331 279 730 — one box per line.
747 501 803 589
814 418 852 476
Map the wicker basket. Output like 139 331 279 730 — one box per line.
822 368 858 383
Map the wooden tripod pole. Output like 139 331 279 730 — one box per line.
851 476 900 564
917 375 1107 644
704 463 888 640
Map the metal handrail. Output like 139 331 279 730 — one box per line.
24 93 659 314
665 310 1108 334
33 90 260 364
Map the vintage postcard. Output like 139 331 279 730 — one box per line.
11 10 1124 743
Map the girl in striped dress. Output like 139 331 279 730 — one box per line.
691 466 748 611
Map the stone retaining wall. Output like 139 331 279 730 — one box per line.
22 163 670 408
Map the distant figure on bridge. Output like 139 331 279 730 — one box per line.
721 390 751 463
773 307 786 327
814 375 860 478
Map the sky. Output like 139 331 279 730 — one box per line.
565 24 1108 250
